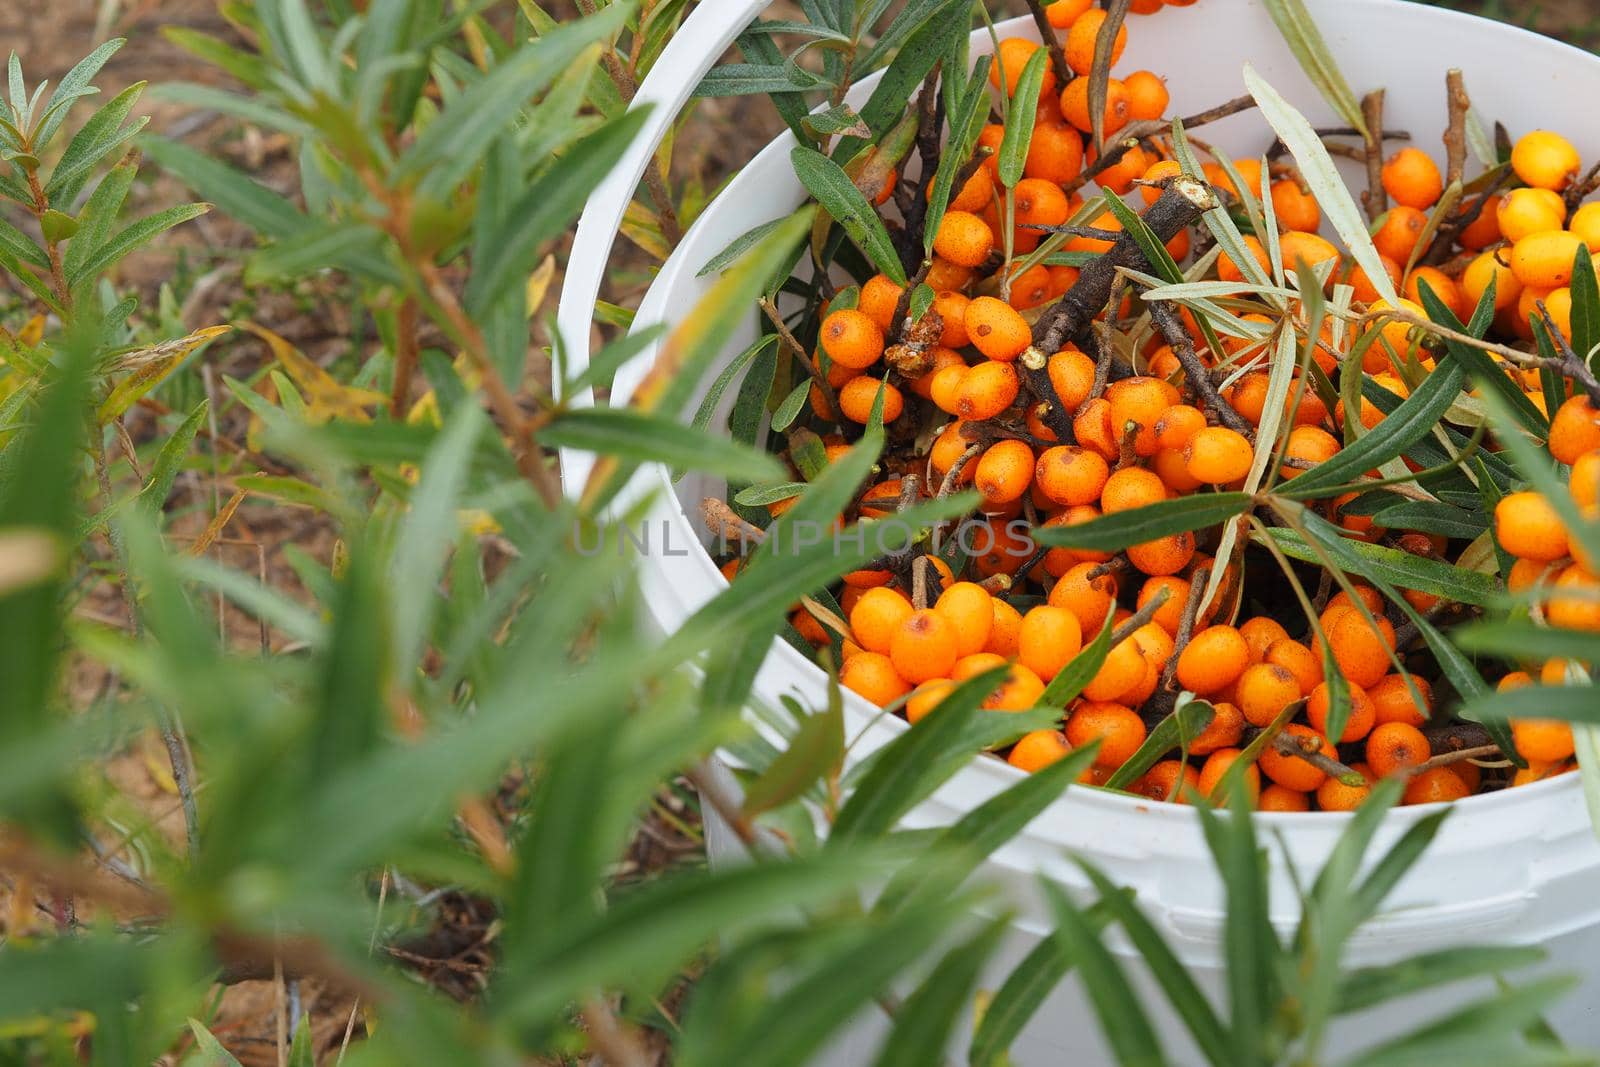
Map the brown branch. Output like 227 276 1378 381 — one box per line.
1064 94 1257 197
1157 564 1210 693
1147 298 1252 433
1442 69 1470 188
1537 301 1600 407
1272 731 1366 786
389 296 420 418
761 296 840 418
1023 0 1073 85
1360 90 1388 222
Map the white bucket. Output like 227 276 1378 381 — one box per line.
556 1 1600 1061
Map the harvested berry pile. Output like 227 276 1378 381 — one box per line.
705 0 1600 812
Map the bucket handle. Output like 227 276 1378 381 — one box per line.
553 0 773 445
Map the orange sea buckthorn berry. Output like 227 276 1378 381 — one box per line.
1236 662 1305 728
1014 178 1071 233
838 376 903 424
1260 784 1311 813
1261 724 1336 792
1024 120 1086 185
1067 701 1147 767
987 597 1024 658
1327 610 1397 689
965 297 1031 362
1124 70 1169 121
933 290 971 348
1326 583 1384 618
858 275 905 333
1082 634 1147 702
1090 144 1152 196
1280 230 1341 275
1046 0 1094 27
841 652 911 707
1140 159 1184 206
1074 396 1119 461
850 587 914 655
1188 701 1244 756
1369 674 1432 728
1154 404 1207 451
1018 605 1084 681
1047 264 1082 299
1550 395 1600 463
1270 178 1321 233
1035 445 1111 507
983 663 1047 711
1106 376 1180 457
1219 234 1270 283
1047 347 1098 411
975 440 1035 507
1049 560 1119 634
1009 729 1072 772
1404 265 1467 320
935 582 996 657
1381 148 1444 210
1373 206 1429 265
971 517 1033 580
1127 531 1196 577
956 360 1021 421
1138 575 1190 636
1239 617 1290 664
1266 638 1322 696
1571 450 1600 509
1459 193 1503 250
1184 426 1253 484
890 609 960 685
1066 209 1122 255
1060 76 1131 135
1308 680 1376 744
1548 565 1600 632
952 652 1007 682
1101 467 1168 515
1065 9 1128 75
1345 254 1403 305
1152 446 1203 493
1511 230 1586 290
1316 762 1373 811
1570 202 1600 254
1366 721 1430 779
1498 188 1568 242
1495 491 1570 562
926 360 969 414
1462 249 1523 313
1132 760 1199 804
1513 718 1576 763
930 423 976 485
1177 625 1251 696
944 164 995 214
905 678 954 724
1403 767 1471 805
989 37 1058 98
1198 748 1259 806
820 309 885 370
933 210 994 269
1512 130 1582 191
1282 425 1340 477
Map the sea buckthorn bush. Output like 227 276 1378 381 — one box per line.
702 0 1600 820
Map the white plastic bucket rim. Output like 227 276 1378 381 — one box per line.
554 0 1600 976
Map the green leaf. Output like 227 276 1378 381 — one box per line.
1244 65 1396 305
543 408 785 484
1454 621 1600 666
1569 243 1600 376
1464 682 1600 724
400 3 633 196
969 897 1119 1067
43 81 147 203
186 1019 245 1066
1033 493 1252 553
39 208 76 242
139 399 207 518
1276 357 1467 498
0 214 49 270
1197 793 1279 1067
67 202 209 288
1369 499 1487 540
791 145 907 285
734 481 808 507
924 58 992 256
771 381 811 432
997 48 1048 188
871 919 1006 1067
287 1017 314 1067
741 678 844 818
1416 278 1548 436
1257 527 1497 606
466 109 647 315
829 667 1008 842
697 217 790 277
1104 699 1215 792
1340 978 1580 1067
1336 946 1545 1015
1076 861 1233 1067
1259 0 1367 135
856 0 970 73
1041 879 1168 1067
141 135 308 238
35 38 124 148
694 62 832 97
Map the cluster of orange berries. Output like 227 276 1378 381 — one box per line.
744 2 1600 811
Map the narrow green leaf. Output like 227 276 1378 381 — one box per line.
1042 880 1168 1067
1038 610 1116 708
697 217 789 277
138 400 207 517
543 408 784 484
1260 0 1367 134
771 381 811 432
1033 493 1252 553
871 919 1006 1067
997 48 1048 188
43 81 147 203
792 145 907 285
1336 946 1544 1015
186 1019 245 1066
1258 528 1496 606
140 135 307 238
36 38 124 147
1104 699 1215 791
1569 244 1600 376
741 679 844 818
67 202 209 287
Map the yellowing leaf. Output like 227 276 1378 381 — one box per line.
526 253 557 318
97 325 232 423
186 488 246 556
243 321 387 423
620 199 671 261
17 315 44 347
